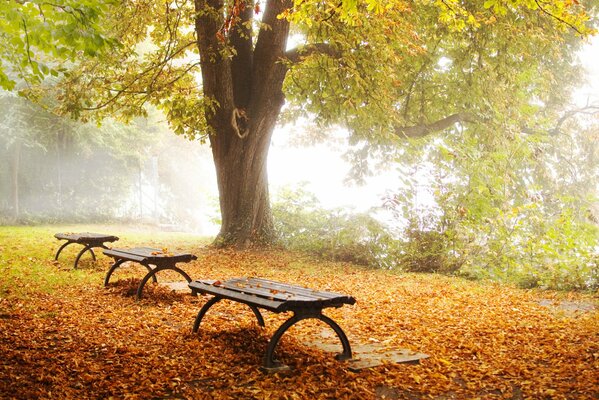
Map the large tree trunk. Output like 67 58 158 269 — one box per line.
196 0 291 247
211 109 280 247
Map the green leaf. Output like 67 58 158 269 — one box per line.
483 0 496 9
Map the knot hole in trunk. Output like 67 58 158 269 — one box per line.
231 108 250 139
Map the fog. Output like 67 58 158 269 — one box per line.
0 95 218 234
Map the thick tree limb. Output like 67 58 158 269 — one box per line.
395 105 599 139
195 0 236 158
251 0 292 114
195 0 234 110
230 1 254 108
284 43 342 64
253 0 292 60
395 112 476 138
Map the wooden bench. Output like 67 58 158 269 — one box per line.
54 232 119 269
103 247 197 300
189 277 356 371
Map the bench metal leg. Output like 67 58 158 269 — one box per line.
54 240 74 261
192 297 265 333
104 259 157 286
262 312 352 372
104 259 126 286
249 305 265 327
57 241 107 268
73 245 96 269
193 296 221 332
136 264 193 300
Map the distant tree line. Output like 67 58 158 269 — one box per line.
0 93 143 222
0 93 214 228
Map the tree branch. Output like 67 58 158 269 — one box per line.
251 0 292 112
284 43 342 64
533 0 584 35
79 42 197 111
195 0 236 121
395 112 476 138
522 105 599 135
230 0 254 108
253 0 292 68
395 105 599 139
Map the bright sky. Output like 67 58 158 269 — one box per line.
576 35 599 105
268 128 396 212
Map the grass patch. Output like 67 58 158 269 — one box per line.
0 224 211 299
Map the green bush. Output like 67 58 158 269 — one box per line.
398 222 464 274
272 186 399 268
456 206 599 291
274 185 598 291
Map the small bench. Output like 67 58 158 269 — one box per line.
54 232 119 269
103 247 197 300
189 277 356 371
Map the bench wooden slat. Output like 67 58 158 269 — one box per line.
190 278 355 314
227 277 349 301
198 279 312 303
103 249 148 263
54 232 119 243
103 247 197 264
189 280 284 312
223 279 317 301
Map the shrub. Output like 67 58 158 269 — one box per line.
398 222 464 274
272 186 399 268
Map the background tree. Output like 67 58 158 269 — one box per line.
0 92 158 223
379 101 599 289
24 0 596 247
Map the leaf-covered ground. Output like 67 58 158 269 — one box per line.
0 226 597 399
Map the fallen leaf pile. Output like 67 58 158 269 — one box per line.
0 244 597 399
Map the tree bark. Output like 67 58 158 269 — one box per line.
395 113 476 138
211 116 279 248
195 0 291 247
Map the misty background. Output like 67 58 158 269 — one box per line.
1 38 598 236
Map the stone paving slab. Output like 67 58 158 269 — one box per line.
300 329 429 371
